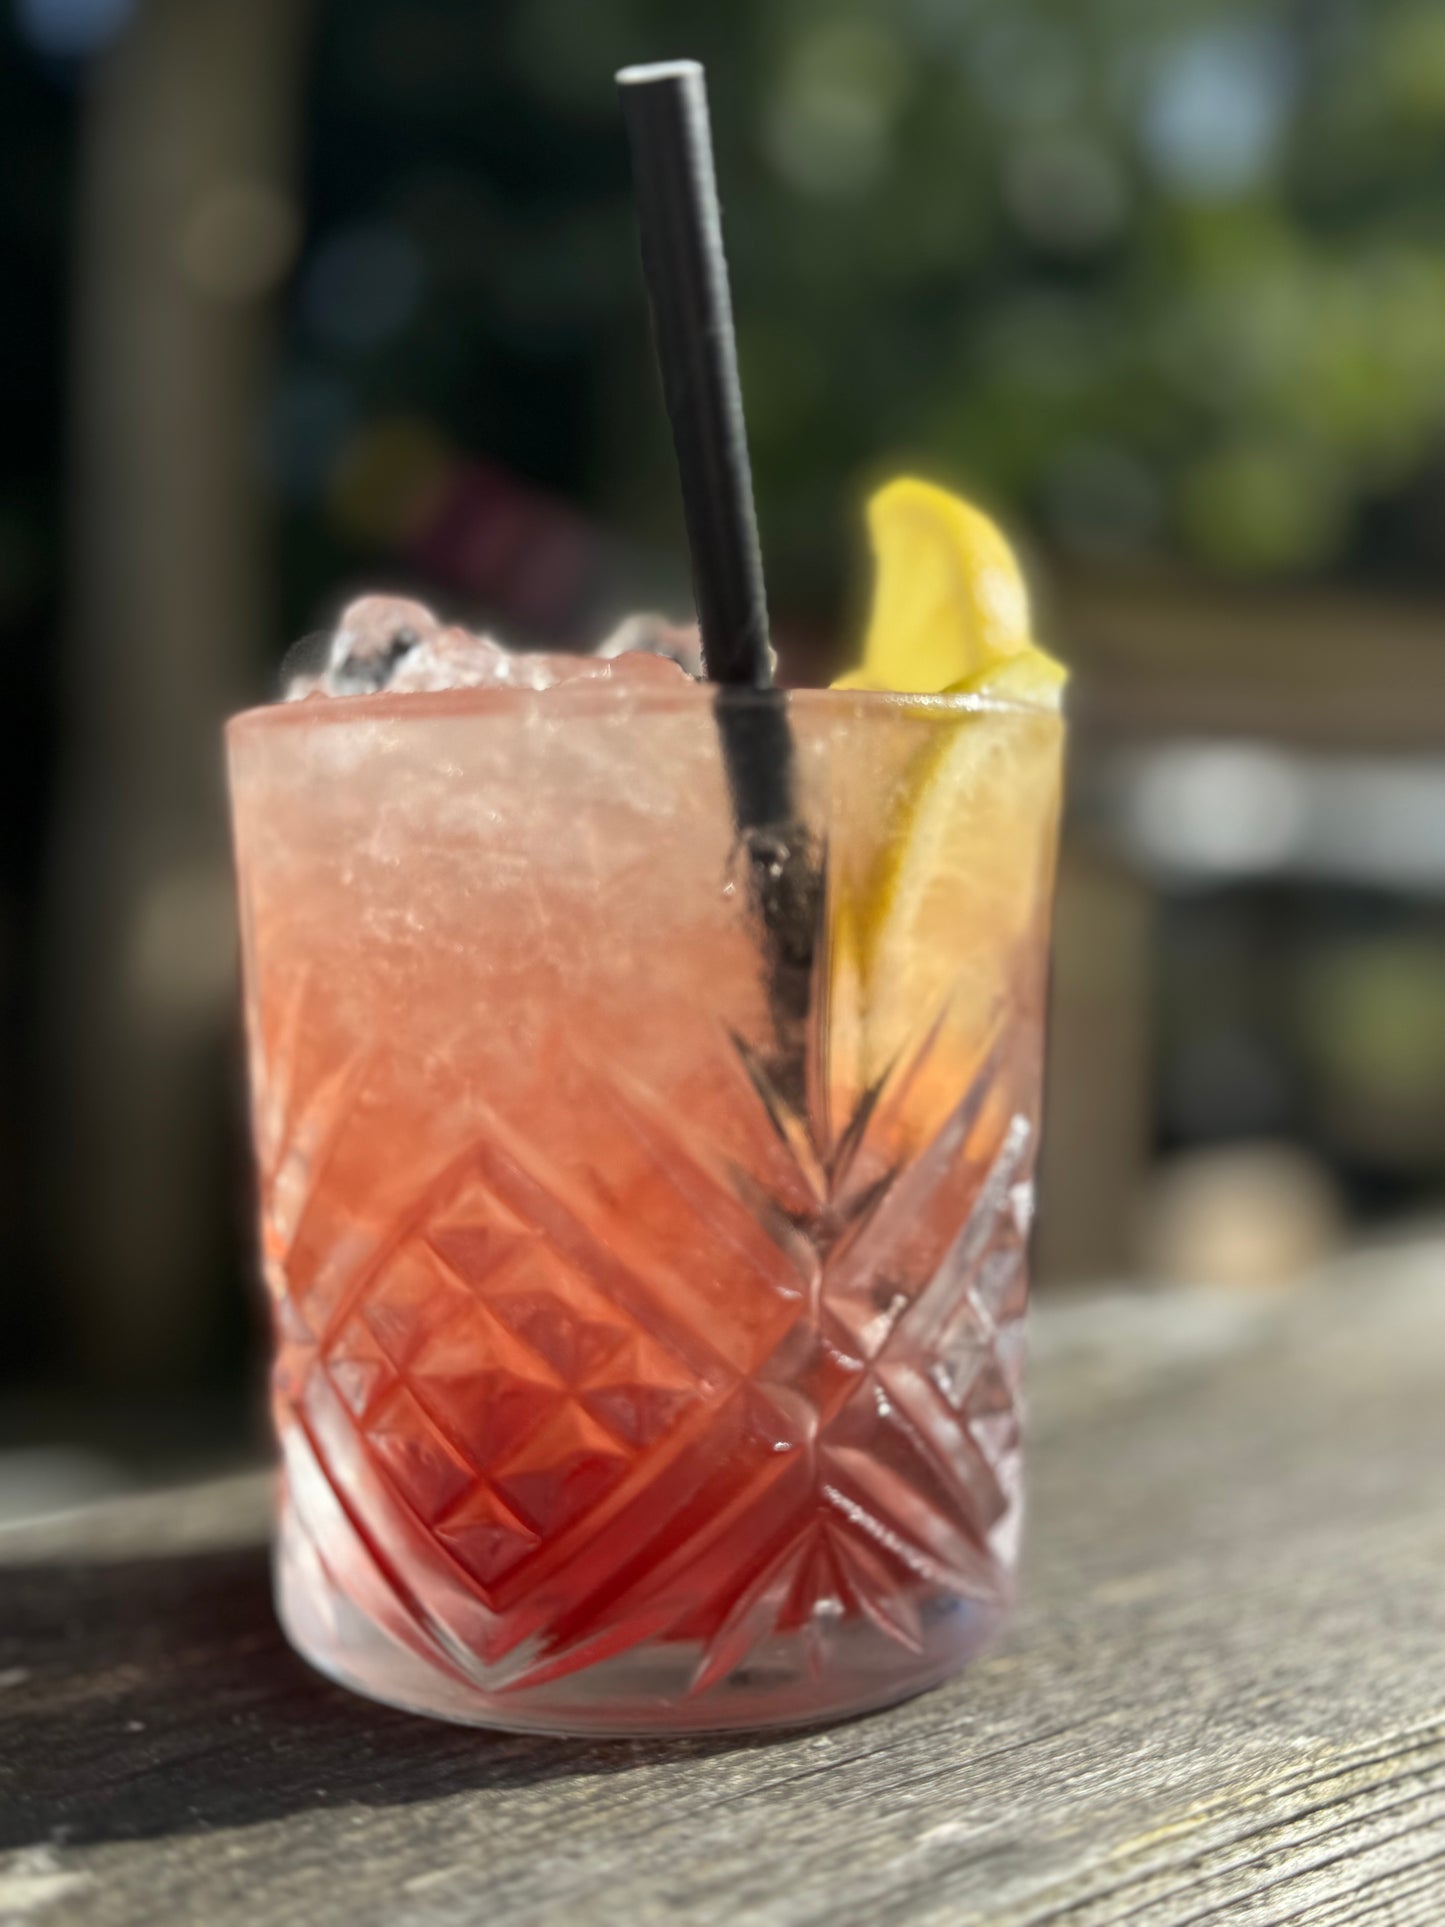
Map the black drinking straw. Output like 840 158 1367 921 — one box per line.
618 60 820 1099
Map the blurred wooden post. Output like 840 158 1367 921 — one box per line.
45 0 315 1386
1033 841 1154 1284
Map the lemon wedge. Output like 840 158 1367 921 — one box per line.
828 479 1066 1104
834 476 1065 703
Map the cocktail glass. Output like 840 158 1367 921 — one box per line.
226 678 1063 1733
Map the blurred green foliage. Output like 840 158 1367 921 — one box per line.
211 0 1425 608
9 0 1445 642
281 0 1445 612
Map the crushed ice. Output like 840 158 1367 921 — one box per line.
285 596 701 701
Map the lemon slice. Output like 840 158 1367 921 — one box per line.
844 704 1063 1098
828 479 1066 1102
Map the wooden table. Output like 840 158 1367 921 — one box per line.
4 1249 1443 1925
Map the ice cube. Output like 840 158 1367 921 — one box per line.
284 594 696 700
387 625 511 693
593 614 704 676
285 597 493 705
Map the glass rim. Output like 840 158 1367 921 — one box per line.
226 681 1061 742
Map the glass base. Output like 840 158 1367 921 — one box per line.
276 1511 1010 1736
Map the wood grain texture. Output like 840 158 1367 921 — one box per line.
3 1246 1443 1926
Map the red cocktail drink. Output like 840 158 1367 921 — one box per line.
228 665 1062 1732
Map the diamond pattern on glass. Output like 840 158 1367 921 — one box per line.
264 968 1037 1701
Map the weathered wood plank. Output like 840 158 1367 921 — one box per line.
2 1249 1443 1926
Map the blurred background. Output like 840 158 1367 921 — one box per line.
2 0 1444 1513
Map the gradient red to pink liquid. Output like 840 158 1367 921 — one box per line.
227 684 1062 1730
